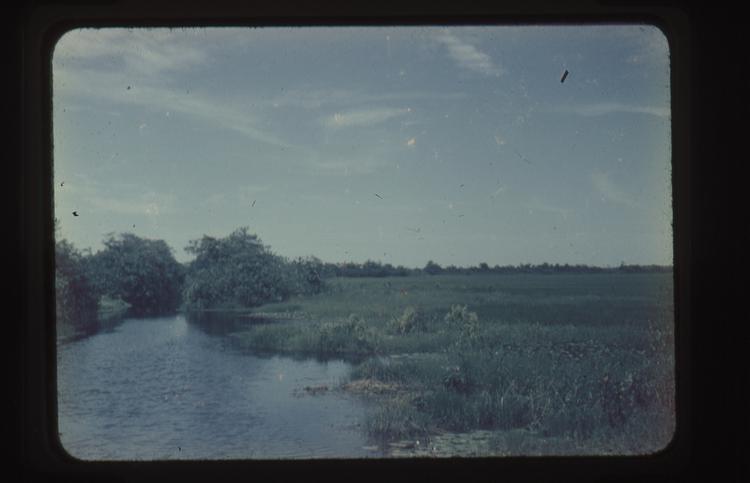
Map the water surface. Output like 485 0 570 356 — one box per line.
57 314 373 460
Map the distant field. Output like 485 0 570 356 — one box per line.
252 272 672 325
229 272 675 456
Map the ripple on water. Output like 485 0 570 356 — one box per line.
57 315 372 459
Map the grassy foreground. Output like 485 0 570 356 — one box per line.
229 273 675 455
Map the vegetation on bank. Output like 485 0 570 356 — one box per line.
229 274 675 454
55 226 326 334
86 233 185 316
55 224 675 453
182 228 324 310
55 237 100 333
55 223 671 331
56 228 183 337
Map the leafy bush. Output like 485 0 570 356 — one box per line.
183 229 326 310
366 396 432 440
317 314 376 354
183 228 291 310
351 357 407 383
444 304 479 327
444 304 480 347
56 238 99 330
388 306 426 334
86 233 184 316
425 387 533 431
286 256 326 295
423 260 443 275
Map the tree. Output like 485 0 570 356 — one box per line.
288 256 326 295
424 260 443 275
87 233 184 316
56 237 99 330
362 259 384 277
183 227 293 310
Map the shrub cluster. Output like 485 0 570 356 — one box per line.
182 228 326 310
388 306 428 334
55 238 99 331
444 304 480 347
316 315 375 354
56 226 331 326
86 233 184 316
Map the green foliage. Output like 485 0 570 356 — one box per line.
425 387 533 431
388 306 427 334
352 339 674 446
233 323 302 353
233 314 380 356
423 260 443 275
301 261 669 278
444 304 478 326
287 256 326 295
444 304 480 347
327 260 411 278
183 228 291 310
87 233 184 316
183 228 326 310
366 396 432 440
55 237 99 331
223 272 675 451
316 315 376 354
351 357 408 383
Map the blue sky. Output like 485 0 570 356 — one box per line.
52 25 672 267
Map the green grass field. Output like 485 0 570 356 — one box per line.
228 273 675 455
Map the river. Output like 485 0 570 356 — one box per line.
56 314 376 460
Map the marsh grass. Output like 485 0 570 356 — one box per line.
231 315 384 357
228 273 674 454
359 340 674 451
387 306 428 334
366 395 434 441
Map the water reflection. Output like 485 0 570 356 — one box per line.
58 316 127 345
57 315 374 459
184 310 278 337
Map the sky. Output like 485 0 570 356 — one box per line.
52 25 672 267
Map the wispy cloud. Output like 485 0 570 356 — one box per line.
54 29 295 149
305 156 384 176
435 30 503 77
55 66 293 149
591 172 638 208
526 197 570 219
86 191 178 216
301 142 397 176
55 28 209 75
551 102 670 118
266 88 467 110
323 107 412 129
56 175 177 218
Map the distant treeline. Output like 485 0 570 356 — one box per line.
318 259 672 278
55 224 672 332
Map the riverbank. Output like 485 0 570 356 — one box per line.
229 273 675 455
57 295 131 343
